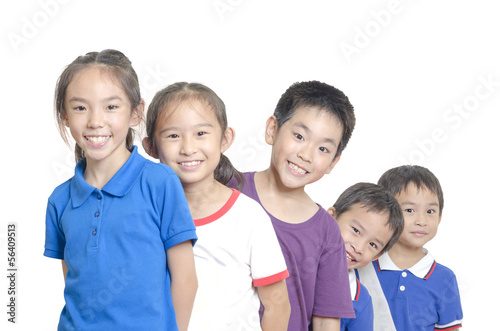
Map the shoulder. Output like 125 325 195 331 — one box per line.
47 177 73 205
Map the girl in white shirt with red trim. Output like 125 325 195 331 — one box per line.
143 82 291 331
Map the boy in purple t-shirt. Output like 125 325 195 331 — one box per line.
229 81 356 330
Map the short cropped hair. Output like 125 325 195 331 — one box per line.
334 182 404 254
378 165 444 215
274 80 355 159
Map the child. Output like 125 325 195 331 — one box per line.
228 80 356 330
327 182 404 331
143 82 291 330
44 50 198 331
359 165 463 330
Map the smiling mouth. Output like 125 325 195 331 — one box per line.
179 161 202 167
411 231 428 237
288 161 308 175
346 252 357 263
86 136 110 144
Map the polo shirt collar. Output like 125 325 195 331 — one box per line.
349 269 361 301
377 249 437 280
70 146 146 207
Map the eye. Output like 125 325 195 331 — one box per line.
319 146 329 153
294 133 304 141
197 131 207 136
427 209 436 214
404 208 415 213
106 105 117 110
73 106 86 111
369 242 378 249
352 227 360 235
167 134 179 139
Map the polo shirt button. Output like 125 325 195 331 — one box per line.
97 194 102 200
402 271 407 277
400 285 405 291
92 229 97 236
94 211 100 217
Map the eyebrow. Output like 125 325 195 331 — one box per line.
67 96 124 103
159 123 214 135
400 201 439 208
292 122 337 146
352 219 386 247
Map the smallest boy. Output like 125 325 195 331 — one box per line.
327 182 404 331
360 165 463 331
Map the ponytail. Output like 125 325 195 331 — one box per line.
214 154 245 191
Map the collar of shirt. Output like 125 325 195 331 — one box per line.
349 269 361 301
70 146 146 207
376 249 437 280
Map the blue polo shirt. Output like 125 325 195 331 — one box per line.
44 146 197 330
341 269 374 331
373 251 463 331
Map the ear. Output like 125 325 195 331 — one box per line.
130 99 145 127
324 153 342 175
221 127 235 153
142 137 159 159
264 115 278 145
63 114 69 127
326 206 336 218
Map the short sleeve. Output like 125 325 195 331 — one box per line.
246 198 288 286
44 199 65 260
313 224 355 318
435 273 463 330
157 173 197 251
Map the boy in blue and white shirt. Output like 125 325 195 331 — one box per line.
359 165 463 331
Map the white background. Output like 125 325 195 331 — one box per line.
1 0 498 330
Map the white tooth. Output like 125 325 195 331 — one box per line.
181 161 201 166
290 162 306 174
87 136 109 143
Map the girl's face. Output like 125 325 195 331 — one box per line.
152 99 233 188
64 66 141 167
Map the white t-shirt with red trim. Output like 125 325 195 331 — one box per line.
188 189 289 331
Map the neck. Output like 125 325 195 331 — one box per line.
388 243 426 270
183 178 233 220
84 149 131 190
260 167 307 198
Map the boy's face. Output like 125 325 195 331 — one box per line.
329 204 392 270
265 107 343 190
395 183 441 250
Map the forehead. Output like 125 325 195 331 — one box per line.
286 106 343 136
397 183 439 204
67 66 124 95
157 98 219 127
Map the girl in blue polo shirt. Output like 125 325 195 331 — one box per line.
44 50 198 331
143 82 291 330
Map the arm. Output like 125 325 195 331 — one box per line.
62 260 68 281
167 241 198 331
311 315 340 331
257 279 290 331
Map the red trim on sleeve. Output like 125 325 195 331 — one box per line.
435 323 462 330
253 270 289 287
375 259 381 272
194 189 240 226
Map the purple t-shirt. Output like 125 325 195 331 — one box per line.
228 172 354 330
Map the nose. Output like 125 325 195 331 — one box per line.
87 108 104 128
414 211 428 226
297 144 313 163
180 136 196 155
